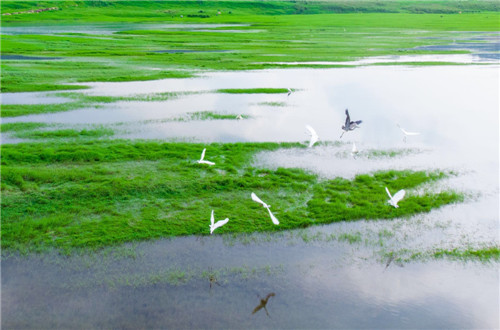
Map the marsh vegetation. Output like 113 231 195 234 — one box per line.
1 1 499 328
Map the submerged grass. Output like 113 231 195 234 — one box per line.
1 140 463 254
432 247 500 261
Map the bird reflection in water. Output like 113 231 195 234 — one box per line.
252 292 276 317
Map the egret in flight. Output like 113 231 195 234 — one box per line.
251 192 279 225
397 124 420 142
385 187 405 208
305 125 319 148
197 148 215 165
287 88 292 97
209 210 229 234
340 109 362 138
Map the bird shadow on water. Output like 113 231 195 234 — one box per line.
252 292 276 318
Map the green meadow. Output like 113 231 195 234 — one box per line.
1 1 498 258
1 0 499 92
1 140 462 254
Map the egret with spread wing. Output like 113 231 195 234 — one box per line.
340 109 362 138
251 192 279 225
197 148 215 165
305 125 319 148
209 210 229 234
385 187 405 208
397 124 420 142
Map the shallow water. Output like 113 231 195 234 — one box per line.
0 22 250 35
2 64 499 328
2 228 498 329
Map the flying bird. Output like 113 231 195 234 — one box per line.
252 292 276 317
351 142 359 159
209 210 229 234
340 109 362 138
287 88 292 96
397 124 420 142
305 125 319 148
251 192 279 225
197 148 215 165
385 187 405 208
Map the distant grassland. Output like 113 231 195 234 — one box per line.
1 140 463 254
1 0 499 92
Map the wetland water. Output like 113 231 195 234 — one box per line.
2 63 499 328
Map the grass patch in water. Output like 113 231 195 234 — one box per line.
0 102 98 117
13 127 114 140
433 247 500 261
186 111 248 121
258 101 287 107
0 140 463 254
217 88 290 94
0 122 49 132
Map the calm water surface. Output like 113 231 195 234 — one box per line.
1 64 499 328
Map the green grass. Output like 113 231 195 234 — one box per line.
1 1 498 92
1 140 463 254
13 127 114 139
217 88 290 94
0 122 49 132
433 247 500 261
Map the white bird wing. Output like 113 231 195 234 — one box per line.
212 218 229 231
398 125 420 136
210 210 215 226
251 192 268 207
305 125 318 147
199 160 215 165
392 189 406 203
385 187 393 199
200 148 206 161
352 142 358 153
266 207 279 225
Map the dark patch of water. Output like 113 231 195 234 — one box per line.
0 54 62 60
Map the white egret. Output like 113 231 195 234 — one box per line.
385 187 405 208
236 114 243 120
287 88 292 96
197 148 215 165
397 124 420 142
209 210 229 234
351 142 359 159
305 125 319 148
340 109 362 138
251 192 279 225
